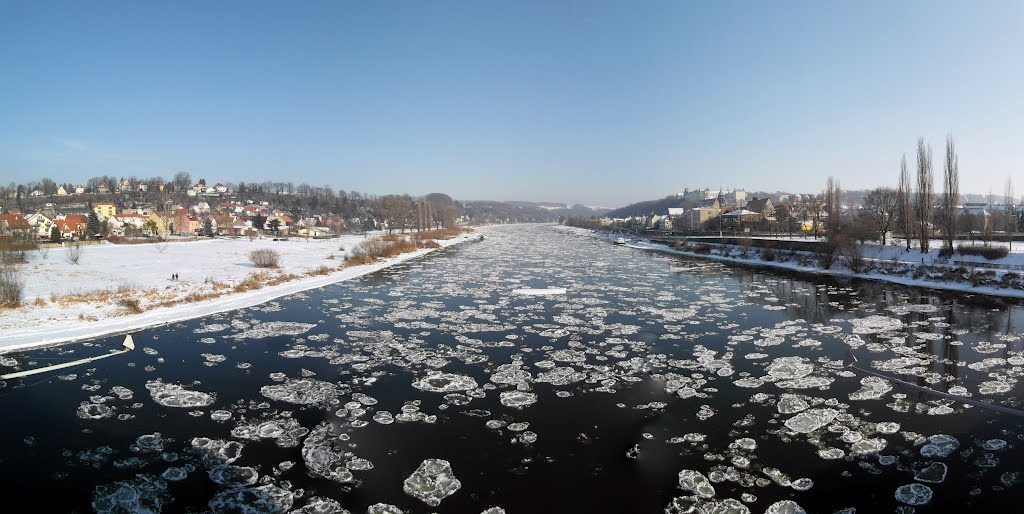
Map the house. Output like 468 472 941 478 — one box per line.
63 214 89 228
107 213 147 236
172 212 200 236
745 197 775 218
680 188 716 203
74 185 85 194
222 220 251 237
56 185 68 196
192 201 211 214
25 212 55 239
93 202 117 221
214 183 229 194
137 182 148 192
722 189 748 207
54 219 84 240
146 213 168 236
0 214 32 237
95 184 110 194
30 189 45 197
118 178 133 192
681 206 721 231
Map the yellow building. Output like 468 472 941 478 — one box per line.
146 212 169 236
93 202 117 221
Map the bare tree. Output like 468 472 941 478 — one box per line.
172 171 192 193
864 187 899 245
65 242 82 264
897 155 915 251
824 176 842 238
915 138 934 253
807 195 825 239
1006 177 1015 251
941 135 960 252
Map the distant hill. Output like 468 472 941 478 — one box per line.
461 201 608 224
604 196 690 218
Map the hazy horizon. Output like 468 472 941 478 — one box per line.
2 1 1022 207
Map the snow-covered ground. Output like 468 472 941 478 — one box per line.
559 226 1024 299
0 231 478 353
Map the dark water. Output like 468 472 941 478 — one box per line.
1 224 1023 513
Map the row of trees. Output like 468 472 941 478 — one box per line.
838 135 1015 254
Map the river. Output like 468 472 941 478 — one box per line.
1 224 1022 513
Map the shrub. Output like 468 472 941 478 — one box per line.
345 236 423 266
119 297 144 314
760 246 776 261
693 244 712 255
0 265 25 308
956 245 1009 260
66 243 82 265
249 249 281 268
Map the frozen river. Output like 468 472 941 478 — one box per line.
1 224 1022 513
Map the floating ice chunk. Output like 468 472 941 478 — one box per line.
412 372 479 393
895 483 933 505
499 391 538 408
733 378 764 388
161 467 188 481
535 367 586 385
982 439 1007 451
146 380 215 408
480 508 507 514
260 378 338 405
776 394 809 414
764 500 806 514
849 376 893 401
784 408 839 434
230 321 316 340
818 447 846 459
677 469 715 499
135 433 165 452
850 438 887 456
91 474 169 514
490 369 533 385
302 422 361 483
77 401 115 420
915 462 947 483
207 484 294 513
875 422 900 434
734 438 757 451
194 323 230 334
766 357 814 380
110 386 134 400
513 288 567 296
368 504 404 514
208 464 259 487
292 496 349 514
849 315 903 334
790 478 813 491
919 434 959 458
886 304 939 315
373 411 395 424
191 437 244 466
232 416 309 448
775 376 833 389
403 458 462 507
210 410 233 422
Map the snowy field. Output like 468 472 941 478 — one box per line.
0 231 478 352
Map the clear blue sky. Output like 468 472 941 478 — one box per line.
2 1 1022 207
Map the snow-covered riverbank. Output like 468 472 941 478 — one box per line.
0 231 478 353
558 226 1024 299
